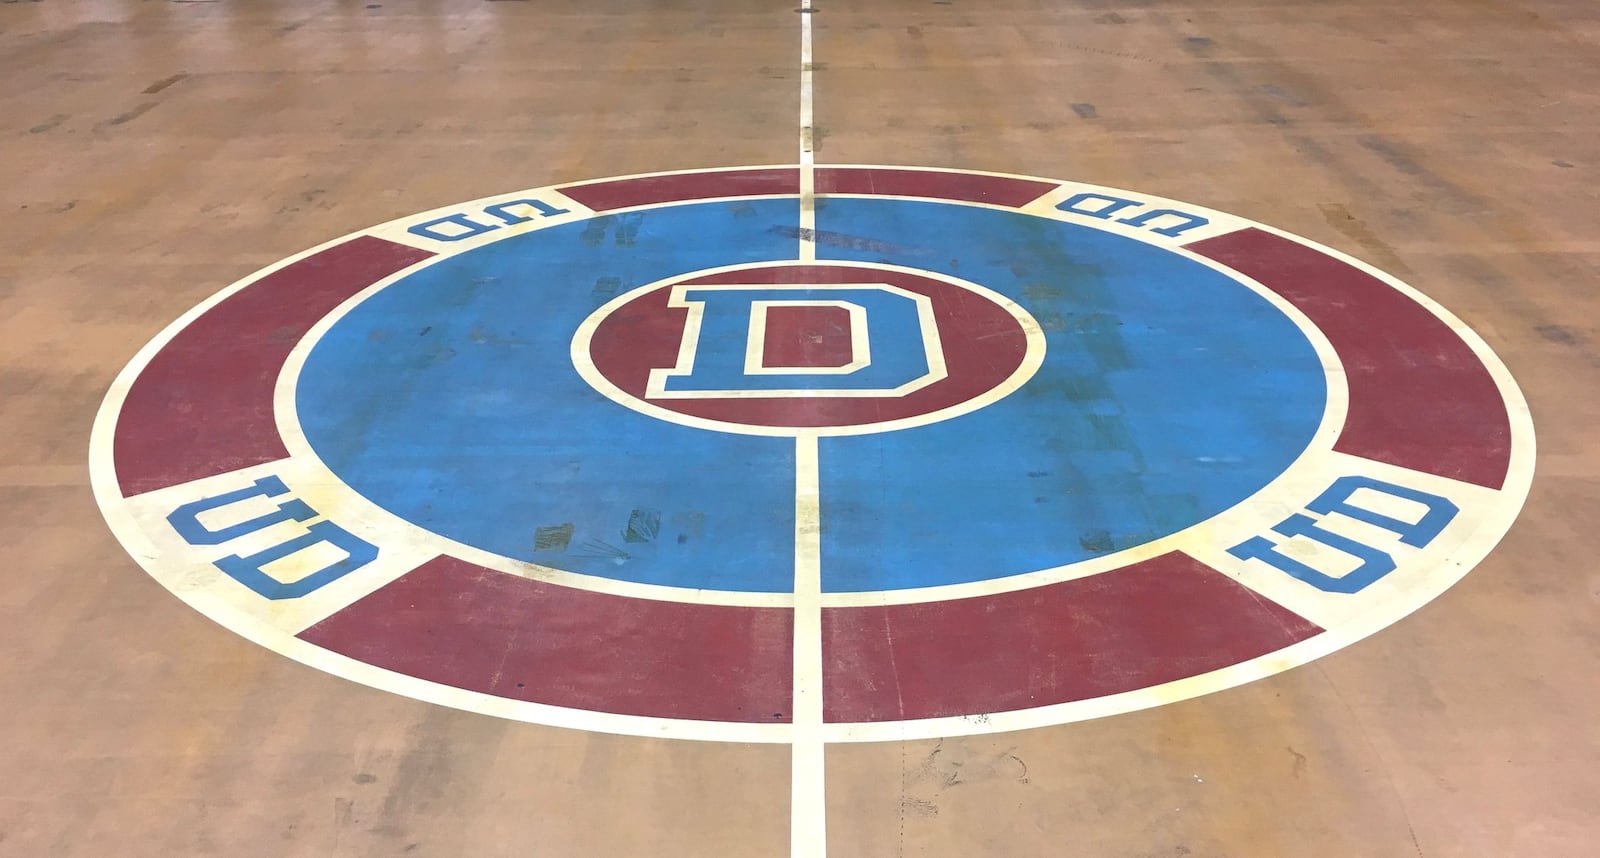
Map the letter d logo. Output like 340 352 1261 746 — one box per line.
648 283 947 399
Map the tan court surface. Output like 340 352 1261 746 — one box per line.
3 1 1599 856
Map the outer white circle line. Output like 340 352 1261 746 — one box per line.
90 165 1534 747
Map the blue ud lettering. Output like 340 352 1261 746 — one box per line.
407 198 572 242
166 476 378 600
649 284 946 397
1056 192 1210 238
1227 475 1460 594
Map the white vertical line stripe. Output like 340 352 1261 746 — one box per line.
798 0 817 262
794 4 826 854
791 431 827 858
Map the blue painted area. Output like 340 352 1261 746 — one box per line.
298 195 1327 595
297 201 801 592
812 198 1326 591
661 286 928 393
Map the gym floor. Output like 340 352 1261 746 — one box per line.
2 1 1597 856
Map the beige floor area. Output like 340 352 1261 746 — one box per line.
2 1 1598 856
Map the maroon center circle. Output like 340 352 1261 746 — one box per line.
585 264 1030 429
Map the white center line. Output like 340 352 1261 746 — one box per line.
798 0 817 263
790 432 826 858
791 6 826 853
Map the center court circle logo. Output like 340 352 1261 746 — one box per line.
91 165 1533 743
573 261 1046 434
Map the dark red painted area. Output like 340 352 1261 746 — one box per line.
559 169 800 211
1188 228 1512 489
587 264 1029 429
816 167 1057 207
762 304 854 369
114 237 434 497
821 552 1323 722
299 556 794 722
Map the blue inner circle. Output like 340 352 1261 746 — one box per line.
296 197 1327 593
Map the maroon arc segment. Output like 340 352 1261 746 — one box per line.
761 304 855 369
1187 228 1513 490
820 552 1323 723
298 556 795 723
815 167 1058 207
558 168 800 211
113 236 434 497
557 167 1057 211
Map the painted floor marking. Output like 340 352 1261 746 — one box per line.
93 164 1534 728
86 136 1538 858
791 4 826 855
89 164 1536 789
791 432 826 858
798 0 817 264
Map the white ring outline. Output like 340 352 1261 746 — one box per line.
89 165 1535 742
571 261 1044 435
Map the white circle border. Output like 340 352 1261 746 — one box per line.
88 164 1536 743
